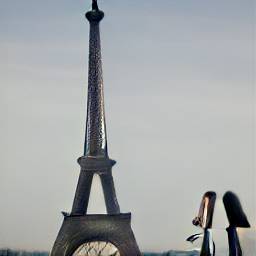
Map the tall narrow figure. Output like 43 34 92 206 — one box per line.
71 0 120 216
50 1 141 255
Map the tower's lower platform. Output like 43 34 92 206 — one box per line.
50 213 142 256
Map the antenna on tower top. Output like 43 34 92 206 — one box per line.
92 0 99 11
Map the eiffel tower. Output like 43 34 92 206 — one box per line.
50 1 141 255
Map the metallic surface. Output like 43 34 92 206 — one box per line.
50 1 141 255
199 230 215 256
223 191 251 256
71 0 120 216
84 9 106 157
51 214 141 256
192 191 216 229
187 191 216 256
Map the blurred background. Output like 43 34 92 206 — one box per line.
0 0 255 253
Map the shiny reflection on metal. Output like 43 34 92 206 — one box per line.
223 191 251 256
193 191 216 229
73 241 120 256
187 191 216 256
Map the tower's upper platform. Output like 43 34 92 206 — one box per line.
86 0 104 22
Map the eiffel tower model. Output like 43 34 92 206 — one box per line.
50 1 141 255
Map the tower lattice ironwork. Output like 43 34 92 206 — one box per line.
50 1 141 255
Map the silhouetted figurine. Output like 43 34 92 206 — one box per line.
223 191 250 256
187 191 216 256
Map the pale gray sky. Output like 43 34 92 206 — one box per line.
0 0 255 253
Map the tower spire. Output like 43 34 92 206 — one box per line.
50 3 141 255
70 1 120 215
84 0 106 157
92 0 99 11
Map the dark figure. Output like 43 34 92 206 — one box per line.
187 191 216 256
223 191 250 256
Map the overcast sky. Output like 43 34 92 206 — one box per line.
0 0 255 253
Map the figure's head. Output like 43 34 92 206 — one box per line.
223 191 250 228
192 191 217 229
